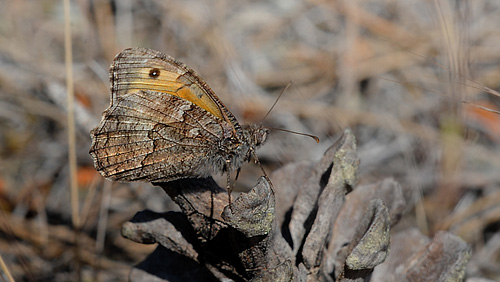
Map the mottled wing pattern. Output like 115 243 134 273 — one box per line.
90 90 228 182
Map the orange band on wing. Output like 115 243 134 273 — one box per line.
122 68 224 120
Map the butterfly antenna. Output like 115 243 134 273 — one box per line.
262 82 293 122
260 82 320 143
268 127 320 143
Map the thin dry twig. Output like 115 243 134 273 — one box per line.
0 252 15 282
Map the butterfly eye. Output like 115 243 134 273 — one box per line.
149 68 161 78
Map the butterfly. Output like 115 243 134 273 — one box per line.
89 48 269 186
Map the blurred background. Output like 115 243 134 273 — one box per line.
1 0 500 281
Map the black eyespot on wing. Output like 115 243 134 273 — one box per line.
149 68 161 78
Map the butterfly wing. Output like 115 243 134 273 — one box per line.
110 48 240 127
90 90 231 182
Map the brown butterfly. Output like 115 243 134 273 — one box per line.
89 48 269 185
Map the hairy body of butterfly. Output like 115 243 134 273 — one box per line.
89 48 268 183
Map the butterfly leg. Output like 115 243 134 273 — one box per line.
225 160 233 209
251 149 275 197
235 167 241 181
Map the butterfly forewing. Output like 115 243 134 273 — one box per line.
111 48 230 122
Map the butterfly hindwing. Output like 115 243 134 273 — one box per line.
90 90 228 182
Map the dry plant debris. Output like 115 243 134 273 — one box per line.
0 1 500 281
122 130 470 281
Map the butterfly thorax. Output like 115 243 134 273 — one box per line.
215 123 268 173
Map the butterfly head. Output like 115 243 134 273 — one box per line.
242 124 269 149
